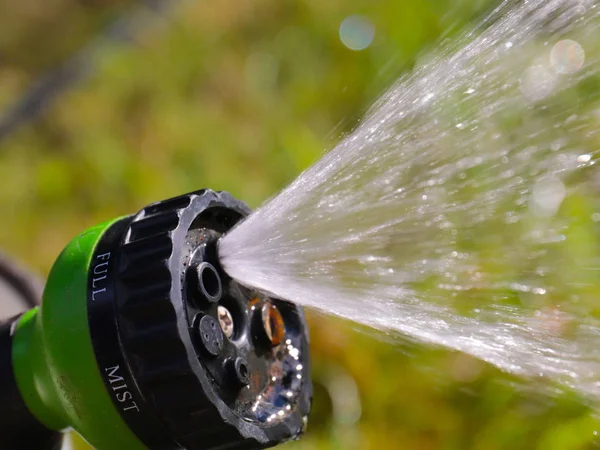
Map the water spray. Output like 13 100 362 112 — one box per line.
219 0 600 401
0 189 311 449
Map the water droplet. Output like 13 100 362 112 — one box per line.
529 177 566 217
423 93 435 103
550 39 585 74
577 154 591 163
505 41 514 49
339 15 375 51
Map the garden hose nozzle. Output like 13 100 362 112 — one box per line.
0 189 312 450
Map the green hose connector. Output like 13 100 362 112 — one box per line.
11 220 145 449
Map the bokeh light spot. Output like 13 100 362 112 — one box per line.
519 65 557 101
339 15 375 51
550 39 585 74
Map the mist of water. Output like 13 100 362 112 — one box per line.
219 0 600 399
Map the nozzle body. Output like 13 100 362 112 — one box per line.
0 190 312 449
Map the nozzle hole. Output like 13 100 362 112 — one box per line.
217 305 235 339
197 262 222 302
239 363 248 378
230 357 250 386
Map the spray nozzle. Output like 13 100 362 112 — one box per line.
0 189 311 450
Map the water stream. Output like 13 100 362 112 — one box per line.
219 0 600 400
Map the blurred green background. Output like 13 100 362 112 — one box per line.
0 0 598 449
